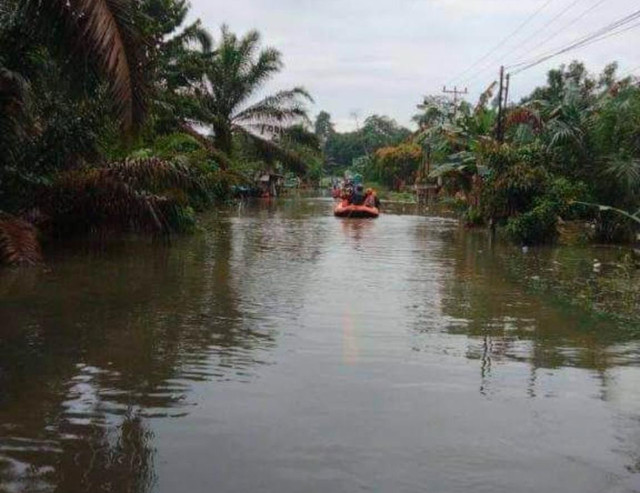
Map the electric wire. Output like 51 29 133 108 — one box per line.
509 8 640 71
502 0 607 66
457 0 587 86
511 23 640 75
510 11 640 75
494 0 585 68
446 0 554 86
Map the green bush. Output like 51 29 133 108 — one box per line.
154 133 203 157
479 144 551 222
505 200 559 245
504 178 588 245
463 207 485 227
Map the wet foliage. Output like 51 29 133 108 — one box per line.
39 158 205 237
407 62 640 246
0 0 316 265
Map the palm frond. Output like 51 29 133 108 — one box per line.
239 47 282 101
234 27 261 70
234 87 312 129
41 158 200 235
185 25 312 163
546 119 584 148
475 81 498 112
604 157 640 193
178 122 234 170
236 128 307 175
217 25 261 81
0 66 29 108
106 157 205 196
25 0 147 132
0 65 31 166
166 19 213 52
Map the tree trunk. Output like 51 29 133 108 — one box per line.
213 123 233 157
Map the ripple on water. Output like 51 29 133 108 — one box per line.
1 198 640 493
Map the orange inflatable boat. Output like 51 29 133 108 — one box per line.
334 201 379 218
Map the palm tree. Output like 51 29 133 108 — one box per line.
16 0 146 132
187 25 313 168
1 0 147 265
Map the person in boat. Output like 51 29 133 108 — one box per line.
341 183 352 202
340 179 354 203
351 184 366 205
363 188 381 209
331 180 342 199
374 190 381 209
363 188 375 207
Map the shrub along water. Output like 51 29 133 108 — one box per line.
401 62 640 246
0 0 319 266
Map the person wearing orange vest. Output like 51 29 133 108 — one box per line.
364 188 381 209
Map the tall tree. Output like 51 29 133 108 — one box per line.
359 115 411 154
314 110 334 146
140 0 213 134
188 25 312 165
20 0 148 132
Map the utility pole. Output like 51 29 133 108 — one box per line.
496 66 505 143
442 86 468 117
504 73 511 109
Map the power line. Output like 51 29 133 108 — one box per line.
447 0 554 85
510 10 640 75
496 0 585 67
512 23 640 75
503 0 607 66
510 8 640 71
457 0 585 87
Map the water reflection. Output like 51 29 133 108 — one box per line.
339 218 377 249
0 197 639 493
437 229 636 372
0 214 277 491
57 409 155 493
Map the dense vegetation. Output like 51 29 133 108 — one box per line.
1 0 638 266
314 112 411 174
425 62 640 245
0 0 319 265
320 62 640 246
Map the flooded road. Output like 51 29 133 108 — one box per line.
1 196 640 493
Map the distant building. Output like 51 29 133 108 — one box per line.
257 172 284 197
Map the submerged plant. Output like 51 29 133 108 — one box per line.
40 158 202 236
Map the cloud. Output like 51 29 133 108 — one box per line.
189 0 640 131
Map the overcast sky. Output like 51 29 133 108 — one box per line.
188 0 639 131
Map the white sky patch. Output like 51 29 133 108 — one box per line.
188 0 639 131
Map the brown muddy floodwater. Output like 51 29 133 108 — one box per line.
1 196 640 493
